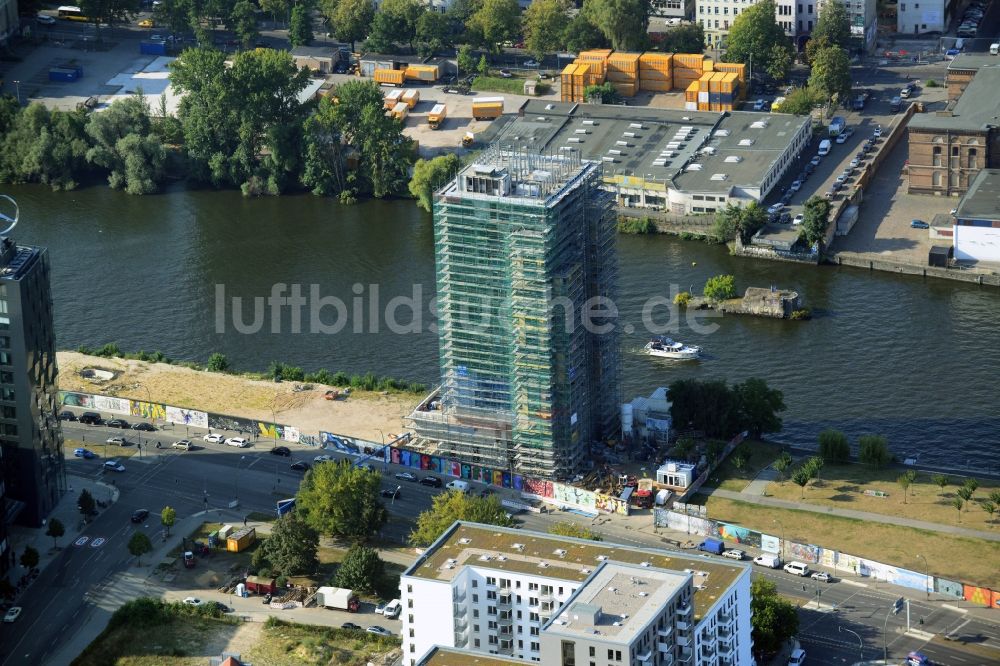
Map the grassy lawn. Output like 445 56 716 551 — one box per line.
472 75 529 95
699 496 1000 587
244 618 400 666
766 461 1000 531
65 437 140 459
316 542 404 602
713 440 782 492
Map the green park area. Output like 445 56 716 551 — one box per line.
713 440 782 492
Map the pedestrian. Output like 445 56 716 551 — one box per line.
243 516 247 527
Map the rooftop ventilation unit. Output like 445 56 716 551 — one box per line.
616 140 629 146
629 123 644 129
640 561 651 567
497 555 507 561
623 131 637 138
581 568 591 574
538 562 549 568
582 120 597 125
738 138 754 146
724 155 743 163
613 621 621 627
608 149 622 155
682 116 691 120
512 543 525 551
639 591 649 597
602 156 617 162
607 586 617 592
535 117 547 121
574 129 590 134
751 120 768 129
559 146 573 152
446 558 457 564
458 538 471 544
568 137 583 143
714 129 731 137
701 146 716 155
680 126 694 131
597 555 609 561
711 173 727 181
478 554 492 561
545 104 555 110
652 159 666 167
686 164 703 171
666 142 681 149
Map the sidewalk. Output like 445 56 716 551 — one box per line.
6 473 119 597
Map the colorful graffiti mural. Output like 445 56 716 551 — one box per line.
94 395 130 415
715 522 762 549
60 391 95 408
130 400 166 421
787 541 821 564
165 406 208 429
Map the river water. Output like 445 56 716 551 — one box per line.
12 183 1000 470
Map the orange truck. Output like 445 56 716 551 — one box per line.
428 103 447 129
374 68 405 87
401 89 420 109
472 97 504 120
389 102 409 122
383 88 404 110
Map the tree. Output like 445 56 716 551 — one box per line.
326 0 374 50
800 195 832 248
20 545 39 570
777 87 820 115
548 522 603 541
804 455 824 481
731 453 748 473
858 435 891 471
332 543 385 594
817 429 850 463
668 378 741 439
963 478 979 495
811 0 851 50
78 489 96 518
660 23 705 54
416 10 453 56
206 352 230 372
259 514 319 575
983 501 997 527
725 0 792 83
712 202 768 244
161 506 176 536
584 82 619 104
932 474 949 496
704 274 736 302
562 14 607 52
379 0 424 52
523 0 570 60
808 45 851 104
261 0 293 23
85 94 165 195
289 1 314 47
80 0 141 37
583 0 648 51
467 0 521 53
733 378 785 439
956 485 973 510
952 496 964 522
897 470 916 504
751 578 799 659
477 54 490 77
410 491 514 546
232 0 260 49
990 490 1000 505
409 154 460 212
773 452 792 483
128 532 153 565
457 44 476 78
0 104 91 191
46 518 65 550
296 459 387 540
791 467 811 498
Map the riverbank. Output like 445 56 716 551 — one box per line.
56 351 422 443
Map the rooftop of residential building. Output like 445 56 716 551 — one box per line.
947 53 1000 72
543 562 690 643
910 65 1000 132
405 522 746 624
484 100 807 196
417 647 521 666
955 168 1000 221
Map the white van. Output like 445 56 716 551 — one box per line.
446 480 469 493
817 139 832 156
753 554 781 568
784 561 810 576
382 599 401 619
991 42 999 55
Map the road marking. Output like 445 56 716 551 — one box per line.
90 537 107 548
839 578 868 588
942 604 970 613
74 536 89 547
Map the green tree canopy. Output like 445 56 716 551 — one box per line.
811 0 851 50
410 491 514 546
20 545 40 569
332 543 385 594
562 14 607 52
667 378 741 439
161 506 176 535
712 201 768 243
416 10 453 56
808 45 851 103
858 434 891 470
776 86 820 115
46 518 65 549
78 489 96 518
301 97 348 197
467 0 521 53
409 154 460 212
289 1 315 47
296 459 387 541
773 451 793 481
733 377 785 439
582 0 648 51
0 104 90 190
751 578 799 658
457 44 477 77
206 352 230 372
725 0 792 82
128 532 153 565
258 514 319 575
231 0 260 49
324 0 374 50
523 0 570 59
548 522 603 541
704 274 737 301
660 23 705 54
817 429 850 463
800 195 832 247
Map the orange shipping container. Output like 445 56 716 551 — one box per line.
579 49 613 59
641 80 673 93
374 69 405 86
639 67 672 82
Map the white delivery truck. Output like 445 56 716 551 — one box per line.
753 554 781 569
315 586 360 612
446 480 469 493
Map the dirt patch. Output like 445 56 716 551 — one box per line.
57 351 421 442
244 618 400 666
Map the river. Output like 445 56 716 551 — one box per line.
12 183 1000 471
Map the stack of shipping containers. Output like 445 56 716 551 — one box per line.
606 52 640 98
684 81 699 110
712 62 748 100
672 53 706 92
638 53 672 93
560 62 590 103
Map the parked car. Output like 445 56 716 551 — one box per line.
394 472 418 482
270 446 291 456
809 155 822 167
788 648 807 666
131 509 149 523
183 597 203 606
911 219 930 229
58 410 77 421
172 439 192 450
203 433 225 443
342 622 361 631
36 13 56 25
523 59 540 68
421 476 443 488
290 461 311 472
132 422 156 431
498 69 512 78
104 460 126 472
767 203 784 215
381 487 401 499
106 418 130 429
79 411 102 425
722 549 745 560
106 436 132 446
811 571 832 582
366 626 392 637
784 561 811 576
753 99 766 111
74 447 97 459
788 179 802 193
138 18 154 27
3 607 22 623
850 158 861 169
224 437 250 448
873 126 883 138
212 602 233 613
313 454 333 463
792 214 804 226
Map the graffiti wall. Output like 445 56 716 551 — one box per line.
94 395 130 415
60 391 95 408
787 541 821 564
934 578 964 599
761 534 780 554
131 400 166 421
165 406 208 429
715 522 762 549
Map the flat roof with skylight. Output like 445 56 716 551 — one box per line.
543 561 690 643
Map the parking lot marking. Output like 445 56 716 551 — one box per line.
74 536 90 547
90 537 107 548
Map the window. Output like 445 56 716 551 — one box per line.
473 609 480 618
969 149 978 169
590 647 596 657
475 639 481 648
933 146 942 167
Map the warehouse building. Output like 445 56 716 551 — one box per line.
403 522 753 666
483 100 811 215
952 168 1000 263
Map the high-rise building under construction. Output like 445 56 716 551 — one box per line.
408 147 619 480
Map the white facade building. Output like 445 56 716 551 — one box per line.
656 461 697 489
815 0 878 52
402 521 754 666
697 0 800 50
897 0 954 35
952 169 1000 263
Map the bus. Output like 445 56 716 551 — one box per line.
57 6 89 21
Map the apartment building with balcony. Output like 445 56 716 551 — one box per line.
401 522 753 666
698 0 800 50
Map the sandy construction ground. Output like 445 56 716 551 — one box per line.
57 351 421 442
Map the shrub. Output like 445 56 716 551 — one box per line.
617 217 656 234
817 429 850 463
925 79 938 87
703 274 737 301
789 308 812 320
206 352 229 372
674 291 692 307
858 434 892 470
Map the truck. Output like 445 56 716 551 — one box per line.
183 551 196 568
383 88 404 110
389 101 409 122
428 103 447 129
401 88 420 109
315 586 360 612
852 95 865 111
374 68 405 87
753 554 781 569
472 96 504 120
698 538 725 555
828 116 846 137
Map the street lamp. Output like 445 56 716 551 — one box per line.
12 80 20 105
838 626 863 663
916 553 930 600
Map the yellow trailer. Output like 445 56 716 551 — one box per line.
428 103 447 129
401 89 420 109
472 96 504 120
383 88 404 110
389 101 409 122
374 68 405 87
405 64 440 82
